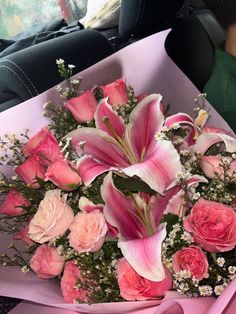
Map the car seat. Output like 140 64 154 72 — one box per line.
0 29 114 111
165 9 225 91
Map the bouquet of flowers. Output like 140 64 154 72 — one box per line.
0 57 236 309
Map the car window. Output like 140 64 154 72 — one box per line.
0 0 88 39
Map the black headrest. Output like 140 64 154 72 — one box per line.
119 0 185 38
165 10 225 91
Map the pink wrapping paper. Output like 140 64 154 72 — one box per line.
0 30 235 313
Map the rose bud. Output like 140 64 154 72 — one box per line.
45 159 81 191
23 127 63 166
100 78 129 106
200 155 236 182
64 90 97 123
0 189 30 216
15 155 47 189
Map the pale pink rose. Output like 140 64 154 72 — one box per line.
100 78 129 106
184 198 236 252
64 90 97 123
68 209 108 252
30 244 64 279
13 221 35 245
45 159 81 191
28 190 74 243
79 196 118 237
173 246 209 280
0 189 30 216
15 155 47 188
61 261 90 303
23 127 63 165
116 258 172 301
200 155 236 181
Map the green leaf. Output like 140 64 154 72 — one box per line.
113 175 156 195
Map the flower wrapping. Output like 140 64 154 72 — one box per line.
0 30 235 314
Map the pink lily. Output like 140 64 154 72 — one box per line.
67 94 183 195
101 172 167 281
190 132 236 155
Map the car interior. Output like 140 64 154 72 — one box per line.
0 0 225 113
0 0 227 312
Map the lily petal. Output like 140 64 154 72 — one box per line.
67 128 129 167
123 140 182 195
118 223 167 281
127 94 164 159
95 98 125 138
77 156 112 186
101 172 145 239
164 113 194 129
192 133 236 154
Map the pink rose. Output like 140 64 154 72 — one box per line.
68 209 108 252
45 159 81 191
116 258 172 301
15 155 47 188
0 189 30 216
23 127 63 165
13 221 35 245
61 261 90 303
29 190 74 243
30 244 64 279
64 90 97 123
173 246 209 280
100 78 129 106
200 155 236 181
79 196 118 237
184 198 236 252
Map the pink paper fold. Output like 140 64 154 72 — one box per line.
0 29 235 313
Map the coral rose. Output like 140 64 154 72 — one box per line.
0 189 30 216
30 244 64 279
28 190 74 243
184 198 236 252
116 258 172 301
61 261 90 303
173 246 209 280
100 78 129 106
45 159 81 191
68 209 108 252
15 155 47 188
64 90 97 123
23 127 63 165
200 155 236 181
